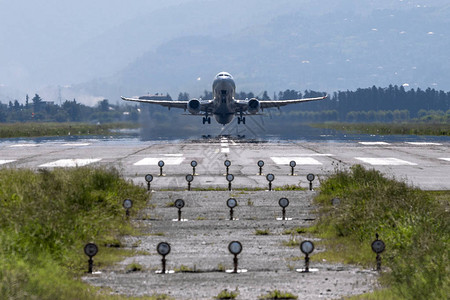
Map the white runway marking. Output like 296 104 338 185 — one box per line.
9 144 38 147
63 143 91 146
355 157 417 166
221 148 230 153
439 158 450 162
359 142 390 145
285 154 333 157
405 142 442 146
39 159 102 168
271 157 323 165
0 160 15 165
134 157 185 166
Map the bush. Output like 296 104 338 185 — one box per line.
0 167 149 299
314 165 449 299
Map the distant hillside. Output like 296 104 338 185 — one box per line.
1 0 450 104
78 2 450 102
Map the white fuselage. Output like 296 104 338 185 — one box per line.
211 72 237 125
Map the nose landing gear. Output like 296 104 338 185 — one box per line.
237 116 246 125
203 116 211 124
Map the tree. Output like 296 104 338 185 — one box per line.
98 99 109 112
178 92 189 100
32 94 43 112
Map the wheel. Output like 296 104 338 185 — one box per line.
237 117 241 124
208 117 211 124
242 117 246 125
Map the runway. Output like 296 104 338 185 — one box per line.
0 136 449 190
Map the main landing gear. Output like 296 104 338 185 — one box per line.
202 116 211 124
237 116 246 124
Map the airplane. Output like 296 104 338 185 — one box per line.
121 72 327 125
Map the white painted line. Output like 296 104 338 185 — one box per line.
285 154 333 157
439 158 450 162
220 143 229 147
359 142 390 145
162 154 183 157
39 158 102 168
271 157 323 165
134 157 185 166
0 160 15 165
355 157 417 166
405 142 442 146
63 143 91 146
9 144 38 147
221 148 230 153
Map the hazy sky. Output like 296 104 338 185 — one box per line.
1 0 449 104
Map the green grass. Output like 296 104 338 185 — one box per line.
258 290 298 299
254 229 271 235
311 164 449 299
0 122 138 138
282 236 300 247
174 265 195 273
215 288 239 299
0 167 150 299
282 227 307 235
274 184 306 191
313 122 450 136
126 262 144 273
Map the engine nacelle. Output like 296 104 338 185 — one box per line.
248 98 260 114
187 99 201 114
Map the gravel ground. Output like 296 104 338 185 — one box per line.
83 190 380 299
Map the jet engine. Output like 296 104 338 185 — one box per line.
248 98 260 114
187 99 201 114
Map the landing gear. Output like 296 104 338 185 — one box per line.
202 116 211 124
237 116 246 125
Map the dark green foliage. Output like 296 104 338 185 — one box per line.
314 121 450 136
315 165 449 299
0 167 149 298
0 122 138 138
0 94 139 123
258 290 298 299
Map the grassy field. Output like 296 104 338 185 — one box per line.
311 165 449 299
0 122 139 138
0 167 162 299
312 122 450 136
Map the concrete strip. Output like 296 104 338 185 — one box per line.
134 157 185 166
39 158 101 168
355 157 417 166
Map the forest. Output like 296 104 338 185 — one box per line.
1 85 449 124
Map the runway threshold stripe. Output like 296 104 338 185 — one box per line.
39 159 102 168
359 142 390 145
405 142 442 146
355 157 417 166
63 143 91 146
134 157 185 166
0 160 15 165
9 144 38 147
271 157 323 165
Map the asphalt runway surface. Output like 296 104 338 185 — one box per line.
0 135 449 190
1 134 448 298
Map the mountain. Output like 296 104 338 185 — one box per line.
79 1 450 103
1 0 450 104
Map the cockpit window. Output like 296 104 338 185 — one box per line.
217 72 232 78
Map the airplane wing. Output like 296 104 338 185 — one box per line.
121 96 188 109
121 96 214 112
258 95 328 109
